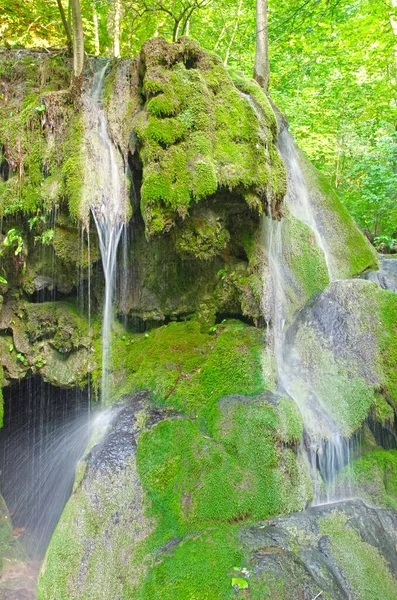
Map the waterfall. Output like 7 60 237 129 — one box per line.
278 128 334 281
86 66 126 404
264 124 352 505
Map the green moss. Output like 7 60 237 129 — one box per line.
61 113 86 220
136 527 242 600
280 212 330 318
338 449 397 509
136 400 310 550
110 320 269 418
292 321 377 437
319 511 397 600
0 53 75 218
135 38 285 235
301 156 378 278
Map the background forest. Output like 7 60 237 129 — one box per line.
1 0 397 247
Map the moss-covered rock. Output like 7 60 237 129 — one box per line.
109 319 272 416
337 448 397 509
133 37 285 235
278 127 377 282
0 299 94 389
283 279 397 437
39 384 312 599
239 500 397 600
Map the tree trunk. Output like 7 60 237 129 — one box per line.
254 0 270 92
93 0 100 56
56 0 73 52
71 0 84 78
113 0 121 57
390 0 397 73
224 0 243 66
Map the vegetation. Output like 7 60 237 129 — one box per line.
1 0 396 239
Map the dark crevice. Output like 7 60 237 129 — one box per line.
215 312 256 327
366 408 397 450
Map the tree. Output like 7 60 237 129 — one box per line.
254 0 269 91
55 0 72 52
71 0 84 78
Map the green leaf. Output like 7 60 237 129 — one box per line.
232 578 248 590
0 276 7 284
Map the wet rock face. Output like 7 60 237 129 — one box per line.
282 279 397 436
38 393 154 600
241 500 397 600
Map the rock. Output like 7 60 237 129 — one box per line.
38 393 154 600
240 500 397 600
361 256 397 293
282 279 397 436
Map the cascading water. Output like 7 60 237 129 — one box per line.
264 124 353 505
85 66 127 403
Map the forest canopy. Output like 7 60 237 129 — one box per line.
1 0 397 243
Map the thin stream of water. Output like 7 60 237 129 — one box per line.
264 125 353 505
88 66 126 404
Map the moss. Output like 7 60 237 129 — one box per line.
136 400 310 567
0 53 77 219
135 38 285 235
110 320 269 418
301 155 378 278
287 280 397 437
61 113 86 220
51 226 100 268
175 210 230 260
280 212 330 318
319 510 397 600
338 449 397 509
136 527 242 600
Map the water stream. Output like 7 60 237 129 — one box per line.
265 125 352 505
86 66 126 404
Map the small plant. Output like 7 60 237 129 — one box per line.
0 275 7 285
9 344 14 353
16 353 28 367
35 228 55 246
373 235 396 252
1 228 23 256
35 104 46 113
217 266 228 280
33 356 47 369
231 577 248 591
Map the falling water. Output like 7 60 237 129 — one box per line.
0 379 91 559
278 128 335 281
86 66 126 404
262 123 353 504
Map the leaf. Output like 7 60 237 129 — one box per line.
0 276 7 284
232 577 248 590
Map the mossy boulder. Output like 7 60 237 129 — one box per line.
39 386 312 599
133 37 286 235
282 279 397 437
278 127 377 282
239 500 397 600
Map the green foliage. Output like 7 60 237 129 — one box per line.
338 449 397 509
1 228 23 256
